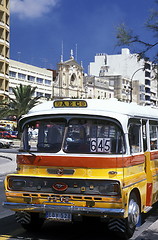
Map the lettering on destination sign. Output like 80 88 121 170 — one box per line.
53 100 87 108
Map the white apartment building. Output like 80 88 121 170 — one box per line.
84 75 114 99
88 48 155 105
9 59 53 100
89 49 145 80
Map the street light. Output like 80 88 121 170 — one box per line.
130 67 144 102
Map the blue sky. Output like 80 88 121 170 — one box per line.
10 0 157 72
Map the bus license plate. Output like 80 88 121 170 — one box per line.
46 212 72 222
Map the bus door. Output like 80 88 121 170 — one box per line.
128 119 147 204
146 120 158 207
143 120 153 208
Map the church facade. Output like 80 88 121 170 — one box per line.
53 52 85 99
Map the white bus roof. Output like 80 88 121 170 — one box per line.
22 98 158 121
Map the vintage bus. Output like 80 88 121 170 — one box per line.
3 99 158 239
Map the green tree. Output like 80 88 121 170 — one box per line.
0 99 9 119
0 84 41 120
116 1 158 63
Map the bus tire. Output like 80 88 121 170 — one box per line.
15 212 44 231
108 192 140 239
126 191 140 238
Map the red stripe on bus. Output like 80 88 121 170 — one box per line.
146 182 153 206
17 154 145 168
150 151 158 160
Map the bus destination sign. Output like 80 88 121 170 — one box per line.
53 100 87 108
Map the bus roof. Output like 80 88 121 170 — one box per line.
22 98 158 121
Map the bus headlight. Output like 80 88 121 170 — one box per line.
9 179 26 190
99 181 120 196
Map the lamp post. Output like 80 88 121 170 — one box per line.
130 67 144 102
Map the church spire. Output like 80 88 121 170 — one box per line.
60 40 64 62
70 49 74 59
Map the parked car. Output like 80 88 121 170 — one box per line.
7 130 18 138
0 138 13 148
0 131 17 139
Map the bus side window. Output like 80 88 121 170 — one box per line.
149 121 158 150
128 123 142 153
142 121 147 152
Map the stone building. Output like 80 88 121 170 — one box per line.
53 52 85 99
0 0 9 100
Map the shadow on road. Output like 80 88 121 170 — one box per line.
0 215 126 240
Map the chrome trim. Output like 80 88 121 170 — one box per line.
47 168 75 175
3 202 124 217
122 178 146 189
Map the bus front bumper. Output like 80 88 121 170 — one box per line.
3 201 124 217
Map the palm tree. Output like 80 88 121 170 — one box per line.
0 99 9 119
0 84 41 120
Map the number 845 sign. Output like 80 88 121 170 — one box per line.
90 138 111 153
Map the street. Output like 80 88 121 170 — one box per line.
0 147 158 239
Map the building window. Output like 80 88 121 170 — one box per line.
45 93 51 99
109 80 114 86
9 71 16 78
9 87 13 93
70 73 76 85
45 79 51 85
140 85 145 92
145 63 151 70
145 95 150 101
145 71 150 78
37 77 43 84
18 73 26 80
140 93 145 101
28 75 35 82
145 87 150 94
36 92 43 97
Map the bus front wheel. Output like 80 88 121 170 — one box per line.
108 192 140 239
126 191 140 238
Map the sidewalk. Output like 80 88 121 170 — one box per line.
0 139 19 176
0 139 20 176
134 220 158 240
0 152 17 176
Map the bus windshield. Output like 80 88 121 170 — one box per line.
21 117 125 154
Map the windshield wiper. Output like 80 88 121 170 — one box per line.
19 149 36 156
